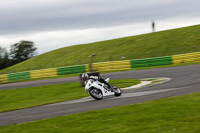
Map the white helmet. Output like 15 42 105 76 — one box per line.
82 73 89 81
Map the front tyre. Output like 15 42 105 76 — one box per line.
112 85 122 96
89 88 103 100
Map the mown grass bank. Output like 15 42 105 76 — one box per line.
1 92 200 132
0 79 140 112
1 24 200 74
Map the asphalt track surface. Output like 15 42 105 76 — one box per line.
0 64 200 126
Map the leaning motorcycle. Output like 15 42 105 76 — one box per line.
84 78 122 100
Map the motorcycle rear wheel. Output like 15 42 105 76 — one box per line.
112 85 122 96
89 88 103 100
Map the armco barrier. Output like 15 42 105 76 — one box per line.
131 59 149 68
57 65 86 75
8 72 30 81
172 52 200 64
0 74 8 83
0 52 199 82
30 68 57 79
131 56 172 68
92 60 131 71
85 65 90 72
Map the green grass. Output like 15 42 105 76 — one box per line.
0 79 140 112
1 24 200 74
1 92 200 132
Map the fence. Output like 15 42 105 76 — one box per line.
8 72 30 81
91 60 131 72
172 52 200 64
30 68 57 79
57 65 86 75
0 51 200 83
0 74 8 83
131 56 172 68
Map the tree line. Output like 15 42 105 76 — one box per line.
0 41 37 70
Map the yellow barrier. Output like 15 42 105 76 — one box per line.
172 52 200 64
30 68 57 79
93 60 131 71
85 65 90 72
0 74 8 83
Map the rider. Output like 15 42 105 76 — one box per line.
82 73 112 90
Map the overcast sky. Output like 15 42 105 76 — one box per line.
0 0 200 54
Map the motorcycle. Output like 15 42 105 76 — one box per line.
84 77 122 100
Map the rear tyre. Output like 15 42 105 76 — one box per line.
89 88 103 100
112 85 122 96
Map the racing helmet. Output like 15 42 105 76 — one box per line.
82 73 89 81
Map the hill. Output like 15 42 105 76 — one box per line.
0 24 200 74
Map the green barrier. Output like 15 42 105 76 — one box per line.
157 61 172 65
3 56 174 82
57 65 86 75
143 56 172 63
132 64 149 68
58 67 85 72
58 65 85 70
131 58 149 68
131 62 149 68
58 70 85 75
131 56 172 68
58 68 85 72
8 72 30 81
152 61 172 65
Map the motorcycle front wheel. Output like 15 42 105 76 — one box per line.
112 85 122 96
89 88 103 100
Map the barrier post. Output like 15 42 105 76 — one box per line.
89 53 96 72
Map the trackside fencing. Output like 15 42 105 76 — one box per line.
57 65 86 75
0 52 199 83
131 56 172 68
0 74 8 83
8 72 30 81
30 68 57 79
172 52 200 64
91 60 131 72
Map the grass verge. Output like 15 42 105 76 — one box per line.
1 92 200 132
0 79 140 112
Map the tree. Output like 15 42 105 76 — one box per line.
10 41 37 64
0 46 11 70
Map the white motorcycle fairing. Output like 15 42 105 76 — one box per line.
85 78 114 97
